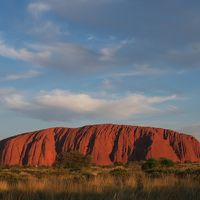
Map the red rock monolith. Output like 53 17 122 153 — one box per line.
0 124 199 166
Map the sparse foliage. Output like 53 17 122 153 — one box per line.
142 158 174 170
110 168 129 177
55 151 92 170
160 158 174 167
141 158 159 170
0 162 199 200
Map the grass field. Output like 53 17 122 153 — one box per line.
0 162 200 200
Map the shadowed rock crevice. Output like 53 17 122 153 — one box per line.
169 133 185 161
0 140 7 163
86 130 97 155
22 131 41 165
109 127 123 162
131 133 153 161
73 127 90 151
54 128 70 154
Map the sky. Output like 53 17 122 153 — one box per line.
0 0 200 140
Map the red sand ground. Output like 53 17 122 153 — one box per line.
0 124 199 166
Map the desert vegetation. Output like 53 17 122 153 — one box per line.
141 158 174 170
55 151 92 169
0 156 200 200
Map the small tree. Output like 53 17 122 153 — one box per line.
160 158 174 167
141 158 174 171
110 168 129 177
56 151 92 170
141 158 159 170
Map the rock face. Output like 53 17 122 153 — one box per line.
0 124 200 166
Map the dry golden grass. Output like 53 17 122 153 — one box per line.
0 163 199 200
0 181 9 192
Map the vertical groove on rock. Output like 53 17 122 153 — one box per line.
109 127 123 162
86 129 97 155
22 131 41 165
131 129 153 161
54 128 70 154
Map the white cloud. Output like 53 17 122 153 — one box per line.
4 95 32 110
28 2 51 17
27 20 69 39
0 39 95 72
100 47 117 61
0 88 26 107
100 80 113 90
36 90 104 113
0 88 17 96
0 40 33 61
29 0 200 72
5 70 41 81
100 39 134 61
0 37 182 77
0 37 134 74
87 34 96 41
110 65 166 77
0 89 178 122
0 40 50 65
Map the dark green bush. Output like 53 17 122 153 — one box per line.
55 151 92 170
109 168 129 177
141 158 159 170
142 158 175 171
160 158 174 167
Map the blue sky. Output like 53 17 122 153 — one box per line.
0 0 200 139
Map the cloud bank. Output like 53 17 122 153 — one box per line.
0 89 177 122
5 70 41 81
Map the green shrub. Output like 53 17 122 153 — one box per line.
55 151 92 170
141 158 159 170
142 158 175 171
160 158 174 167
110 168 129 177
